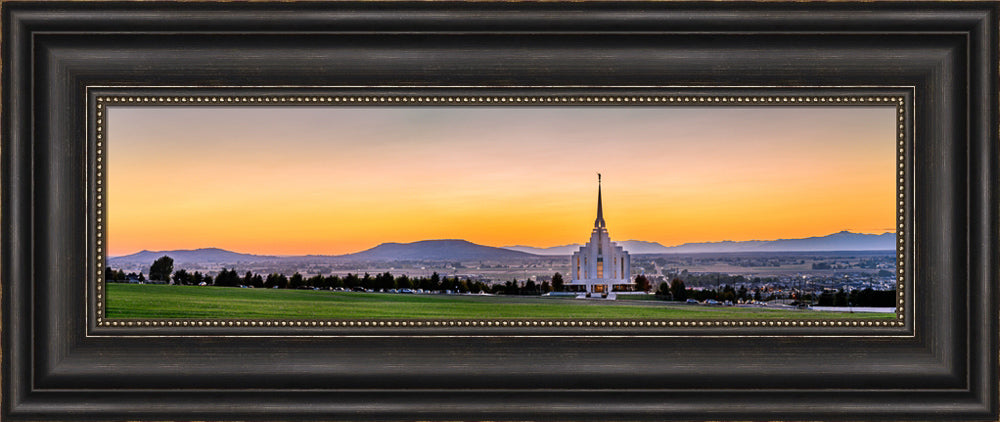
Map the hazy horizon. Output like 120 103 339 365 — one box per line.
109 229 894 258
108 105 896 256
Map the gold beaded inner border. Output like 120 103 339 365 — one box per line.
92 94 908 330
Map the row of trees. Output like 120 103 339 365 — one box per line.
109 253 662 297
205 269 501 293
111 256 655 295
494 279 553 295
656 279 690 300
105 256 175 283
105 268 145 282
170 268 217 285
110 256 511 293
654 277 895 306
656 279 749 302
110 258 645 297
657 279 769 303
663 271 783 289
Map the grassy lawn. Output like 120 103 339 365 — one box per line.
106 283 895 320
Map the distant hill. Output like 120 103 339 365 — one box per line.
109 241 536 266
505 240 673 255
503 244 581 256
617 240 675 254
108 248 271 264
647 231 895 254
341 239 538 261
505 232 894 255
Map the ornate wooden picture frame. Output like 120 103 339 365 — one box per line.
3 2 996 421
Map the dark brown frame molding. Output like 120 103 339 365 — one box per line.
2 2 997 421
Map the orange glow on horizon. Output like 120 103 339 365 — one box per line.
107 106 896 256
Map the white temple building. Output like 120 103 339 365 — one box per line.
568 175 634 298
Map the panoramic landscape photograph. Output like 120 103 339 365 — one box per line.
105 103 898 320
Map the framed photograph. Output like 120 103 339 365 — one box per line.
97 93 906 326
3 2 997 421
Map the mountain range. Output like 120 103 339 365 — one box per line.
109 231 895 265
504 231 895 255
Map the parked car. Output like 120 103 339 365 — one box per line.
685 299 699 304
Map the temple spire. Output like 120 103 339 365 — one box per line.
594 173 606 228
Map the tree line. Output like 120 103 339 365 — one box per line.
108 255 569 294
107 256 633 296
106 256 693 298
654 278 894 307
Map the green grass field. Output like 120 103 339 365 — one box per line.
106 283 894 320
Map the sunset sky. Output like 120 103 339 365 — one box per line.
107 105 896 256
